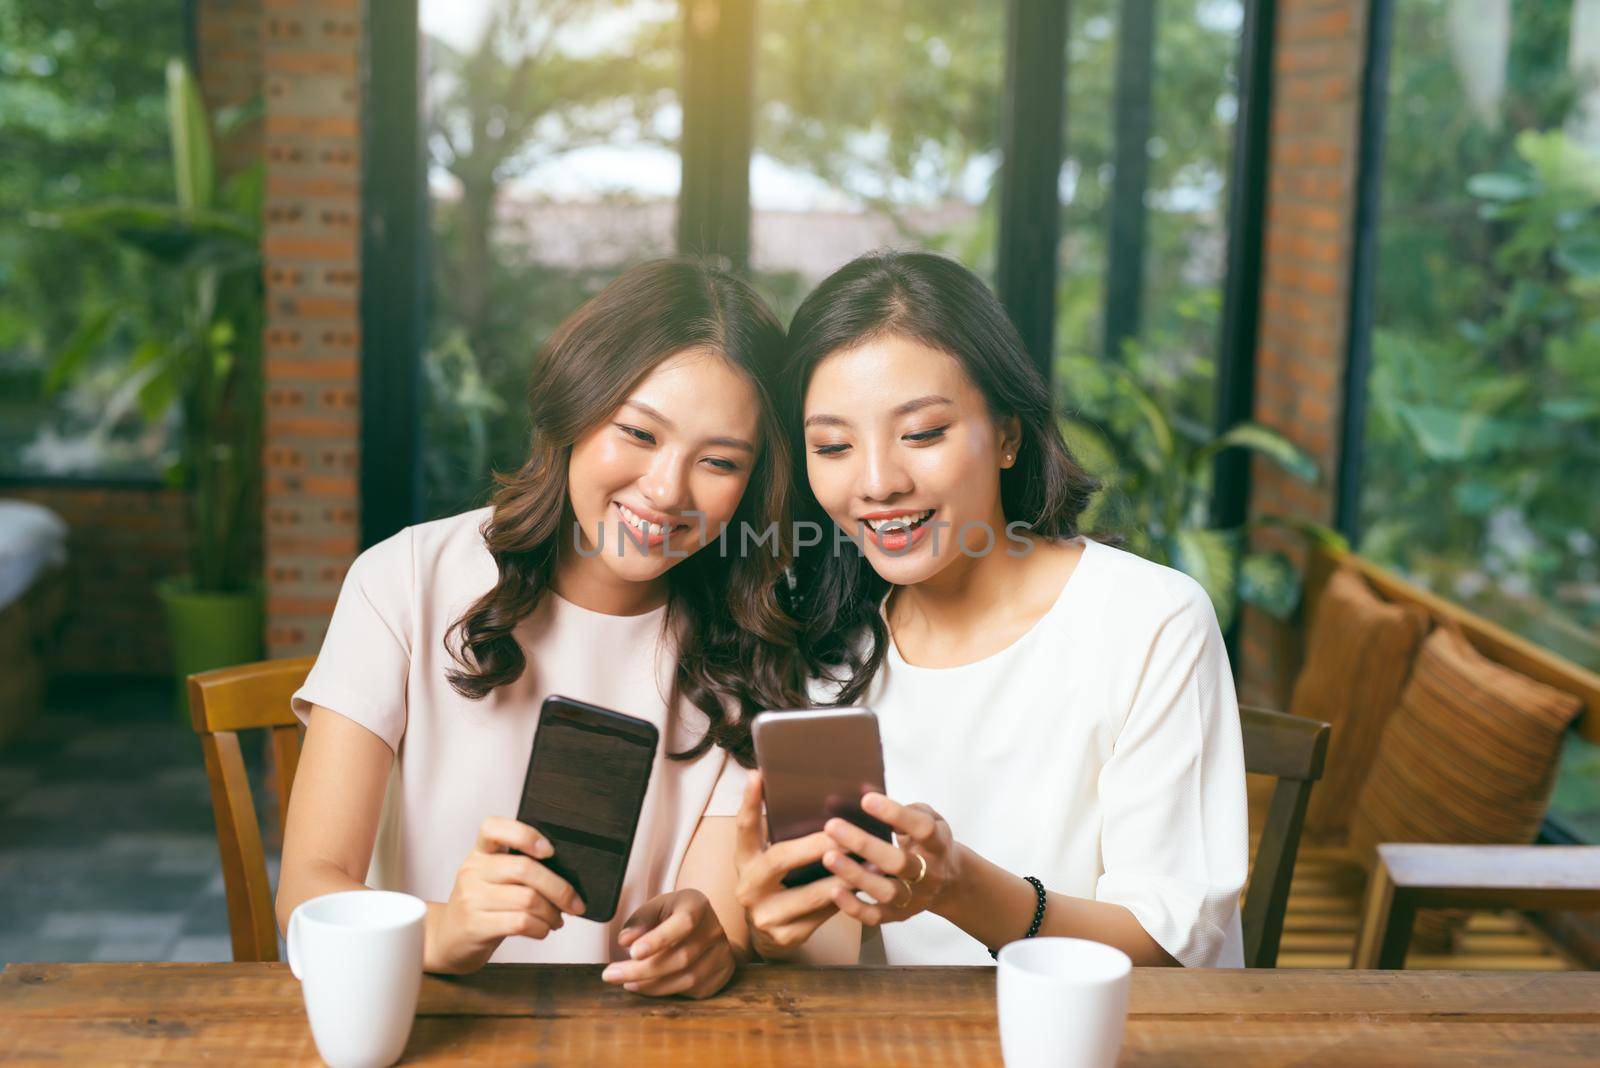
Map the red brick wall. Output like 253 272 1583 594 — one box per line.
1240 0 1371 707
196 0 263 175
261 0 363 657
6 485 189 676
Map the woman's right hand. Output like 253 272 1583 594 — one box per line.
733 772 851 960
426 816 586 974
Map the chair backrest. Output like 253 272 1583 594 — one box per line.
187 656 314 963
1240 704 1330 969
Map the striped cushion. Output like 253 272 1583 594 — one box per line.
1291 567 1428 839
1349 624 1583 950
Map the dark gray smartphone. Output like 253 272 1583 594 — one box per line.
514 695 659 923
751 707 893 888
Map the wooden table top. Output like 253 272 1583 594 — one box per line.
2 962 1597 1066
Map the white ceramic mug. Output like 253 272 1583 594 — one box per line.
995 937 1132 1068
287 890 427 1068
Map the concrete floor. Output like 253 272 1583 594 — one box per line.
0 677 279 966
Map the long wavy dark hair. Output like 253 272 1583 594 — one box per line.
780 251 1099 704
446 259 805 765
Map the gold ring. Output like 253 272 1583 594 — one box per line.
907 852 928 886
891 876 914 908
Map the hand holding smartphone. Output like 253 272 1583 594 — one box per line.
514 695 659 923
751 707 893 887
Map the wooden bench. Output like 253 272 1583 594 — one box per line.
1245 542 1600 970
1353 843 1600 968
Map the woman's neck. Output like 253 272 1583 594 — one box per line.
891 533 1029 632
887 500 1033 632
885 505 1083 669
550 543 668 617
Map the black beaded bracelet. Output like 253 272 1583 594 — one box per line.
989 875 1048 960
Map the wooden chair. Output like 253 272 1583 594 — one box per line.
1240 705 1330 968
1241 542 1600 971
187 656 314 962
1352 843 1600 969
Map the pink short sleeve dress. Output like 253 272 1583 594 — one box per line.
290 506 747 962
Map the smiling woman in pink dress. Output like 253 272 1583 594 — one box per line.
734 251 1248 968
277 260 805 998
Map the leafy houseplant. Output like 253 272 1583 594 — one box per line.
1056 350 1339 632
38 59 264 704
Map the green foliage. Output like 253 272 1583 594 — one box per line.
1362 128 1600 660
33 60 264 592
1058 348 1327 631
756 0 1003 255
0 0 189 473
1363 0 1599 674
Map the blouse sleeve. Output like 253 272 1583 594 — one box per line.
1092 582 1249 967
289 527 415 753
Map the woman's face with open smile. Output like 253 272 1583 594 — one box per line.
802 333 1016 587
566 347 761 586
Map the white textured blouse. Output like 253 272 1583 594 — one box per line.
843 537 1248 967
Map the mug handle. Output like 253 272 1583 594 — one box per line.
287 904 304 980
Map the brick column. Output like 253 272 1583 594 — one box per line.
195 0 262 175
261 0 363 657
1239 0 1371 707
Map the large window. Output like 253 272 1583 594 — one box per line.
750 0 1003 317
410 1 1258 523
419 0 680 518
1056 0 1245 432
0 0 188 479
1363 0 1600 837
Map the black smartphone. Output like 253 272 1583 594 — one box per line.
751 708 893 888
514 695 659 923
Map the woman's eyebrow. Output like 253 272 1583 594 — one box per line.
804 394 953 430
892 394 953 416
626 400 753 452
623 400 673 426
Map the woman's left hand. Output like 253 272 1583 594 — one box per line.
601 888 737 999
821 793 961 926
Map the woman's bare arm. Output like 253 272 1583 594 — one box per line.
274 705 395 935
674 816 752 963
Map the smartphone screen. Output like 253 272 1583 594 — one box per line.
752 708 893 887
515 696 658 923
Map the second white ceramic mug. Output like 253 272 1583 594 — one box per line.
287 889 427 1068
996 937 1132 1068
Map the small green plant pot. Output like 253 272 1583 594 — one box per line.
157 576 265 722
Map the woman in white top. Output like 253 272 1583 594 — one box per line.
733 251 1248 967
278 260 805 997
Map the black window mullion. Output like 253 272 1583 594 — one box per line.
1210 0 1278 531
1103 0 1156 363
360 0 426 546
997 0 1071 385
1333 0 1396 542
678 0 756 271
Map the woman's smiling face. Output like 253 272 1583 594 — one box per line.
566 346 761 586
802 333 1018 586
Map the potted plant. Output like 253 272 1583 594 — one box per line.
38 59 264 712
1057 350 1344 632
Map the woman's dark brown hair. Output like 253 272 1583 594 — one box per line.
780 250 1099 705
446 258 804 765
